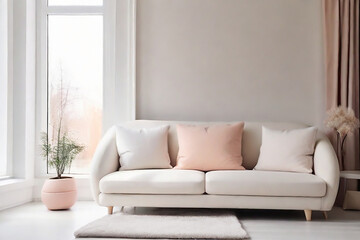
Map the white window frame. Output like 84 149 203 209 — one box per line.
36 0 136 177
0 0 13 179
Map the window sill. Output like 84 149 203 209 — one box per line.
34 175 91 189
0 176 11 181
0 178 33 192
36 174 90 179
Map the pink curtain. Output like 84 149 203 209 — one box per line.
323 0 359 192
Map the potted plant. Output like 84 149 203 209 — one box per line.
40 73 84 210
40 131 84 210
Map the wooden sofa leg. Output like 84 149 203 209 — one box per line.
304 210 312 221
107 206 113 215
323 211 328 220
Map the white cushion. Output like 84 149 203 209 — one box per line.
116 125 172 170
205 170 326 197
254 126 317 173
100 169 205 194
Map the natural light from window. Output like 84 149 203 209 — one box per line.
47 15 103 174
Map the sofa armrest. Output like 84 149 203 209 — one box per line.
90 126 120 204
313 136 340 211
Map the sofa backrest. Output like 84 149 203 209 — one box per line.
119 120 308 169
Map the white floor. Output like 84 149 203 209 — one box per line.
0 201 359 240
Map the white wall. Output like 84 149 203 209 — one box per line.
2 0 328 209
136 0 325 126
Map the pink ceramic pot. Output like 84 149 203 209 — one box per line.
41 177 77 210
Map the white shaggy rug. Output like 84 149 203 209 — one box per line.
74 208 248 239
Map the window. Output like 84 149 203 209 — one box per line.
41 0 104 174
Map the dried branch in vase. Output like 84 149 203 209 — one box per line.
325 106 360 170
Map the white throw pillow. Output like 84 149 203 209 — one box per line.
254 126 317 173
115 125 172 170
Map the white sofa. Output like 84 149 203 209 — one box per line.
91 120 340 221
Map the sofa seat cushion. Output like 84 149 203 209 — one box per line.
100 169 205 194
205 170 326 197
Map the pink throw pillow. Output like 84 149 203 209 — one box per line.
175 123 245 171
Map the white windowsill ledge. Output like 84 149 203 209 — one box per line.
34 175 91 189
36 174 90 179
0 178 34 192
0 176 11 181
